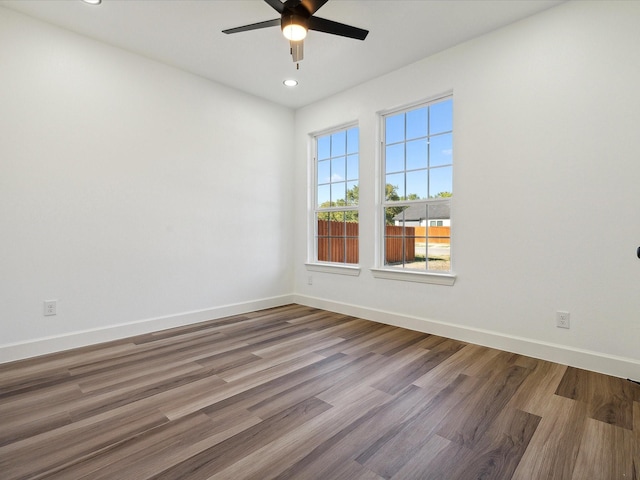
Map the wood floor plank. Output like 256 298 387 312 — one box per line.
389 433 453 479
570 417 635 479
247 353 377 419
0 382 82 423
150 396 332 480
0 304 637 479
511 394 588 480
207 386 391 480
272 385 436 479
0 405 169 480
200 353 354 418
440 408 540 480
39 412 218 480
411 342 500 389
436 363 532 449
505 358 567 416
316 347 427 405
372 338 466 395
159 353 325 420
356 374 474 478
556 366 635 430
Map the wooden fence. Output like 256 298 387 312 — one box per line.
317 219 359 263
414 226 451 244
385 225 416 263
317 220 450 264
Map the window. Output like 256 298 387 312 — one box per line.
379 96 453 279
312 125 359 266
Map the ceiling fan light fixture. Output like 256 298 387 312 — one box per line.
281 14 307 41
283 79 298 87
82 0 102 5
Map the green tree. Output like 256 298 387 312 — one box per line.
317 184 359 222
318 184 441 224
384 184 405 225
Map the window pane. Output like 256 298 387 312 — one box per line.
317 212 358 264
429 133 452 167
406 139 427 171
426 211 450 271
346 154 358 181
345 237 359 264
430 99 453 134
331 156 346 182
385 113 405 144
317 160 331 184
331 181 346 204
429 166 453 197
317 184 330 206
386 173 404 200
316 213 329 261
406 107 427 140
385 205 406 226
346 182 358 206
408 231 427 270
318 136 331 160
328 213 343 232
384 216 405 265
331 131 346 156
386 144 404 173
347 128 359 154
383 202 450 271
406 169 428 200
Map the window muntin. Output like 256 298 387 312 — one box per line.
382 97 452 273
314 126 359 265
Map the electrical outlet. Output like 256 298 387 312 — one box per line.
556 311 570 329
44 300 57 316
307 275 313 285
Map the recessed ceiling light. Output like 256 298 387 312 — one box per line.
82 0 102 5
283 79 298 87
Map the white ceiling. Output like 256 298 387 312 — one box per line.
0 0 565 109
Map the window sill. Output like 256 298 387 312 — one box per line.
370 268 456 286
305 263 361 276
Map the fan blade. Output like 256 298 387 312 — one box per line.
264 0 285 14
222 18 280 34
308 16 369 40
300 0 329 15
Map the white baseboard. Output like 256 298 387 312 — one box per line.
0 295 295 364
294 294 640 381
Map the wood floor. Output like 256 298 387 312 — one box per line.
1 304 638 479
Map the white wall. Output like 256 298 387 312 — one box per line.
0 7 294 360
294 1 640 379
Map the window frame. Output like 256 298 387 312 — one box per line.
372 93 456 286
306 122 361 276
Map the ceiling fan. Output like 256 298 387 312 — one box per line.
222 0 369 64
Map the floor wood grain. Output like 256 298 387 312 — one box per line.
0 304 638 479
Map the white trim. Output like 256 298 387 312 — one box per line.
305 263 361 276
309 120 359 139
0 295 294 364
370 268 456 286
293 294 640 381
377 90 454 118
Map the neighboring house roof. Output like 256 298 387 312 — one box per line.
393 203 450 222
